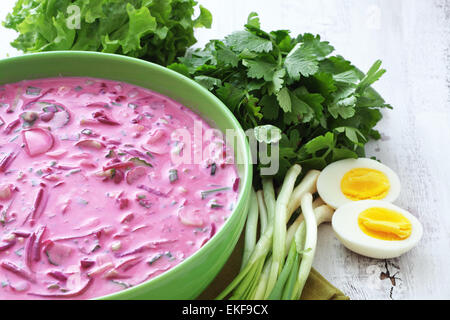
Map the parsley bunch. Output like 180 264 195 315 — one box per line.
169 13 391 184
4 0 212 66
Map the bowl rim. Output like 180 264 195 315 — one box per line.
0 51 253 299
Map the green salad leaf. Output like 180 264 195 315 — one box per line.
3 0 212 66
168 12 392 184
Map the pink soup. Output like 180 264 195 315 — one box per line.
0 77 239 299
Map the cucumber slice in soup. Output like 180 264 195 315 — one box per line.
45 242 73 266
24 102 71 129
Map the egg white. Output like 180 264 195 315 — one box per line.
317 158 401 209
332 200 423 259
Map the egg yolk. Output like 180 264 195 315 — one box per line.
358 207 412 241
341 168 390 201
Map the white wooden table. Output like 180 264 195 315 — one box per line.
1 0 449 300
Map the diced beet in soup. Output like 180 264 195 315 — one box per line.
0 77 239 299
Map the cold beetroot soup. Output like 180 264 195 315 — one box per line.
0 77 239 299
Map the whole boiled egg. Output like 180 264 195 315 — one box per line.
332 200 423 259
317 158 401 209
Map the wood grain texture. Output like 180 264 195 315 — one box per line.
0 0 449 299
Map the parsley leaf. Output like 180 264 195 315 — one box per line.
194 76 222 90
284 44 320 80
225 30 273 53
168 12 390 184
243 57 277 81
277 87 292 113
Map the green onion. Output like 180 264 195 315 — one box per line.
26 86 41 96
91 244 101 253
216 181 275 300
210 163 217 176
267 240 297 300
169 169 178 183
281 248 300 300
111 280 132 289
9 135 19 143
67 169 81 176
81 129 93 136
241 189 259 270
210 202 224 209
265 164 301 298
256 190 268 234
253 257 272 299
148 253 162 265
14 247 24 257
77 198 89 205
165 251 175 261
216 165 329 301
291 193 318 300
201 187 230 200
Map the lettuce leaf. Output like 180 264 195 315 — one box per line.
3 0 212 66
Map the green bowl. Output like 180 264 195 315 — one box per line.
0 51 253 300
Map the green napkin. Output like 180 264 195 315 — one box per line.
199 235 348 300
301 268 349 300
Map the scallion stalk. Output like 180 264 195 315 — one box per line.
291 193 318 300
267 240 297 300
241 188 259 270
256 190 268 234
265 164 301 298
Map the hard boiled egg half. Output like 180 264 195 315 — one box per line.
332 200 423 259
317 158 401 209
